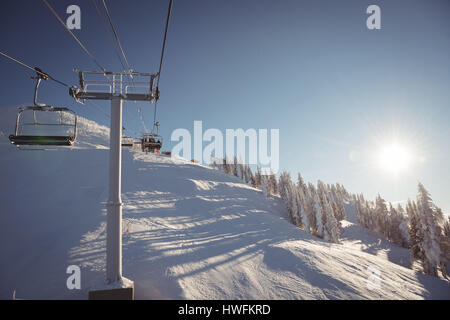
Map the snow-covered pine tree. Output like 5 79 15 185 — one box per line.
265 173 273 195
387 203 404 246
261 173 269 198
336 183 349 199
307 182 319 236
356 194 373 230
365 200 376 231
269 169 279 196
251 172 256 188
254 166 262 190
233 156 238 177
297 187 309 232
221 157 227 174
314 181 327 238
355 194 364 226
387 203 395 242
375 194 389 237
291 185 302 227
321 187 340 243
242 163 249 183
440 216 450 278
328 190 338 219
397 204 410 248
245 165 255 187
297 174 310 233
210 155 217 170
331 184 346 221
237 161 244 180
407 199 424 268
279 172 295 224
335 183 347 203
416 183 442 276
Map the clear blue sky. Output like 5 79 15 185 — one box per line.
1 0 449 214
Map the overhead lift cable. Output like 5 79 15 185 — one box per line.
91 0 127 71
42 0 130 130
100 0 148 133
0 50 117 130
153 0 173 132
101 0 131 70
0 50 70 88
42 0 107 72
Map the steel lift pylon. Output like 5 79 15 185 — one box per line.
71 70 159 288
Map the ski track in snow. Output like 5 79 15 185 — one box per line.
0 106 449 299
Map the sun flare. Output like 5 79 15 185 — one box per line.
378 143 412 174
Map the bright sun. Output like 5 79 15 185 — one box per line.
378 143 412 174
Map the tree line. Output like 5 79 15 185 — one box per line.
210 156 450 278
210 156 347 244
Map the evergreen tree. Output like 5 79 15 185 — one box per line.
323 189 340 243
365 200 376 231
269 170 278 195
387 203 406 246
279 172 295 224
298 187 309 232
313 182 326 238
291 186 302 227
297 173 313 233
330 185 346 221
375 194 389 236
210 155 217 170
254 166 262 189
243 164 250 184
355 195 364 226
407 199 424 268
308 183 320 237
440 216 450 278
397 204 410 248
245 165 255 187
222 157 231 174
237 162 244 180
416 183 441 276
261 174 269 198
232 156 238 177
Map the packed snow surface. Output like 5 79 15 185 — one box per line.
0 106 448 299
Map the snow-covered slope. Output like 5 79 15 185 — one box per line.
0 108 449 299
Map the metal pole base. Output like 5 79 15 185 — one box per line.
88 283 134 300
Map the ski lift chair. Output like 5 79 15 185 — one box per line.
9 106 77 146
121 136 134 147
8 68 78 147
141 121 163 152
141 133 163 153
